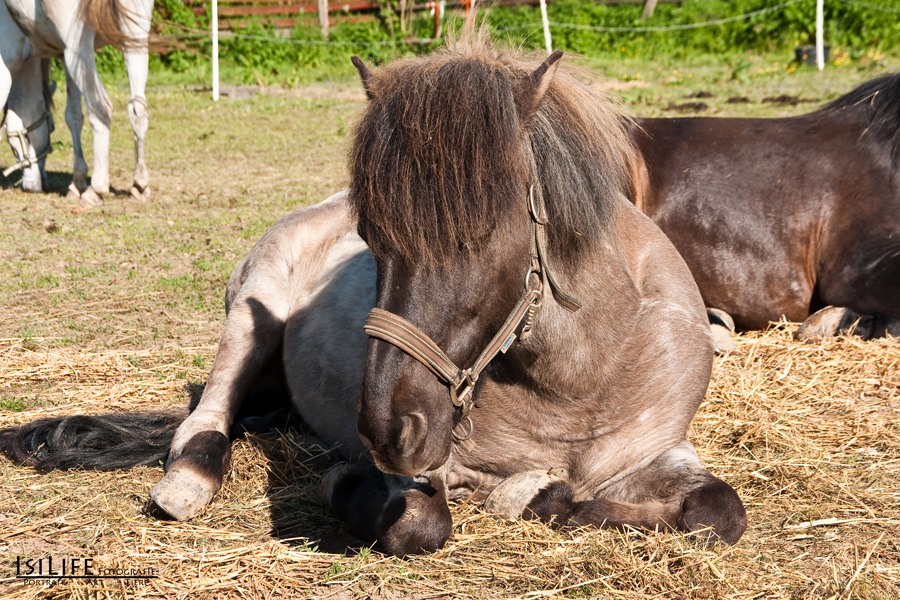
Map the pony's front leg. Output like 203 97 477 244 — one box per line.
64 43 110 213
321 464 453 556
488 442 746 545
151 285 292 520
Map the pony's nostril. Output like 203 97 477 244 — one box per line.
397 412 428 457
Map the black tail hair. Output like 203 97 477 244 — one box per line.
0 411 186 472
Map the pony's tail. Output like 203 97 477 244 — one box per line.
0 411 186 472
79 0 147 50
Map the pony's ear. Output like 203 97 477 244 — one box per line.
351 56 374 100
515 50 563 126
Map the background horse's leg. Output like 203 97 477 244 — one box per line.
514 442 746 545
322 464 453 556
63 68 89 202
122 0 151 200
64 40 111 212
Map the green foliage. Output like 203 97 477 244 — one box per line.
88 0 900 81
486 0 900 58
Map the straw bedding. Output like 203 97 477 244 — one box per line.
0 324 897 599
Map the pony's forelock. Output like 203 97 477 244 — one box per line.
348 34 635 266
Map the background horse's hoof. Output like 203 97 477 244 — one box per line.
149 431 231 521
484 469 563 519
707 308 735 333
795 306 861 341
131 183 150 200
70 188 104 214
710 323 735 355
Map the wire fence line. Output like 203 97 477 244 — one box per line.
505 0 806 34
840 0 900 14
162 0 812 47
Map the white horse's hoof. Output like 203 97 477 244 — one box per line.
318 462 352 506
484 469 564 519
65 183 82 204
131 182 150 200
71 187 104 214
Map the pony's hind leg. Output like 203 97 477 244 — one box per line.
321 464 453 557
503 442 746 545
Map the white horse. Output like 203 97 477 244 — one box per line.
1 0 152 212
1 1 54 193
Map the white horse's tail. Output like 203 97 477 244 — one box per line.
79 0 147 50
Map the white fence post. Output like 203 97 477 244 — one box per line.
816 0 824 70
539 0 552 54
212 0 219 101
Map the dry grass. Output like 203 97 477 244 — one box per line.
0 324 898 599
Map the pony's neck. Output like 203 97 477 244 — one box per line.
500 215 636 402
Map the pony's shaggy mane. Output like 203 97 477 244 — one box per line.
348 33 634 266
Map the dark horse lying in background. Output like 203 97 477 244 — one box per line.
630 73 900 341
0 36 746 556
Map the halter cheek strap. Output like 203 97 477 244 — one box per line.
3 110 54 178
363 185 581 441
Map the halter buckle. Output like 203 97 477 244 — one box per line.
450 369 477 409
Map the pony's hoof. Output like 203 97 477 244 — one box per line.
710 323 735 355
70 188 104 214
795 306 861 341
131 182 150 200
149 431 231 521
151 465 218 521
318 461 352 506
484 469 564 519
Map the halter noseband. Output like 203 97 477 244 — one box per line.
363 185 581 441
3 110 54 178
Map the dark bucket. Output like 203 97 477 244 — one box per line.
795 45 830 66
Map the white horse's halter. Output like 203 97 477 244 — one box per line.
3 110 54 177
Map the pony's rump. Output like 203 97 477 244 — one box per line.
0 411 185 471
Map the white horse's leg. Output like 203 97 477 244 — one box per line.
122 0 151 199
0 55 13 164
7 58 51 193
63 68 89 202
64 40 111 212
3 109 41 191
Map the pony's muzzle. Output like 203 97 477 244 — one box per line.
359 410 445 477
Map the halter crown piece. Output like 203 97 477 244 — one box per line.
363 185 581 441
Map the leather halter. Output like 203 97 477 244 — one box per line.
3 110 54 178
363 185 581 440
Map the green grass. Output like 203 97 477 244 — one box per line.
2 48 899 354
